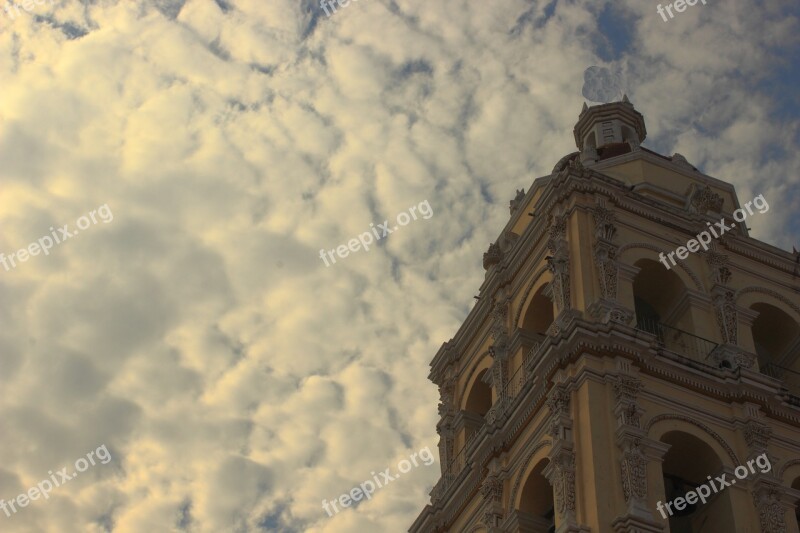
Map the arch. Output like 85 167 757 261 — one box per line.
462 368 492 416
748 302 800 369
511 440 553 511
779 459 800 483
521 284 555 335
631 257 698 335
616 242 704 291
646 414 739 466
735 286 800 322
658 429 734 531
514 266 553 328
459 351 493 402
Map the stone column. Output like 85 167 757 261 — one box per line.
610 374 667 533
543 384 590 533
587 200 635 325
480 458 506 532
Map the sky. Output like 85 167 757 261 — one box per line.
0 0 798 532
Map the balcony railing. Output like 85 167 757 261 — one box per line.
443 443 466 483
442 425 482 489
504 361 527 402
635 317 718 365
761 363 800 398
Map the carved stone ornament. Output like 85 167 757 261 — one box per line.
483 242 503 270
690 185 724 214
733 350 756 369
744 420 773 453
480 474 504 503
547 385 571 417
621 402 643 429
621 442 648 502
753 488 787 533
549 451 577 516
510 188 526 214
592 203 617 241
706 250 732 285
608 307 634 324
437 374 456 416
614 376 643 404
713 288 738 345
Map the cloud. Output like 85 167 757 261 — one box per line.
0 0 797 531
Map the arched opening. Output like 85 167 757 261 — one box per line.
750 302 800 375
633 259 690 331
522 285 554 335
632 259 715 362
518 459 555 533
464 369 492 418
660 431 734 532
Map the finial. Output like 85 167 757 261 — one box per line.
622 94 630 103
581 102 588 115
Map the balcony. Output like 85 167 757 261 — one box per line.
635 317 719 366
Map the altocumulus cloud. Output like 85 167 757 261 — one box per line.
0 0 798 531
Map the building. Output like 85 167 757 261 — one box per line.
409 98 800 533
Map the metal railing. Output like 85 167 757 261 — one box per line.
635 317 718 365
444 443 466 482
761 363 800 398
504 362 527 402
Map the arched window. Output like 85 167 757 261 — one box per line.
522 285 554 335
750 303 800 373
465 369 492 418
660 431 735 532
632 259 692 333
792 477 800 529
518 459 555 533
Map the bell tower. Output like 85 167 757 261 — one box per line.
411 99 800 533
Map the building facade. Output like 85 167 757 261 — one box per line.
410 99 800 533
